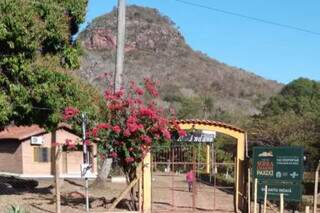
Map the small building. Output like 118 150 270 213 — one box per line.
0 124 97 178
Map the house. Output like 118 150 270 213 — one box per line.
0 124 97 178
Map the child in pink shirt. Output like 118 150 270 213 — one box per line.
186 170 194 192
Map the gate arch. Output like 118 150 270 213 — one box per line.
174 119 248 213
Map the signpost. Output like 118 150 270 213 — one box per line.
177 130 216 143
253 146 304 202
257 181 302 201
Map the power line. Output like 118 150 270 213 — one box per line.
174 0 320 36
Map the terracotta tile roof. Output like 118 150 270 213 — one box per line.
0 125 44 140
0 123 72 141
173 119 245 133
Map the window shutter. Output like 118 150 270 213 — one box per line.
34 147 51 162
34 147 39 162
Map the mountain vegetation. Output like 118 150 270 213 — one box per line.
0 0 102 129
77 5 283 125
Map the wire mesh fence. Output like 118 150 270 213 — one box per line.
151 143 236 212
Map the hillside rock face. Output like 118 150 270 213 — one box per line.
77 5 283 120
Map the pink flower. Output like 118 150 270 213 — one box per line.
65 139 76 149
97 123 110 129
86 131 92 138
126 115 143 133
128 147 134 152
127 98 134 106
137 124 144 130
161 129 171 140
104 90 116 100
124 129 131 137
108 101 123 110
135 87 144 95
127 115 137 124
133 98 143 105
92 123 110 137
84 140 91 145
178 129 187 137
140 135 152 145
112 125 121 134
114 90 124 98
127 123 137 133
144 78 159 97
140 107 156 118
110 152 118 158
92 127 99 137
63 107 79 120
130 81 144 96
125 157 135 164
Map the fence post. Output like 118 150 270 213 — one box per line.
206 144 210 174
263 185 268 213
248 168 251 213
137 163 143 212
55 144 61 213
254 178 258 213
280 193 284 213
314 161 320 213
306 206 310 213
143 152 152 213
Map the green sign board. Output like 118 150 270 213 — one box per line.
253 146 304 181
257 181 302 202
253 146 304 202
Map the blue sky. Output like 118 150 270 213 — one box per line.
80 0 320 84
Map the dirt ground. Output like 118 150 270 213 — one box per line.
1 173 316 213
0 177 131 213
151 172 234 213
0 172 236 213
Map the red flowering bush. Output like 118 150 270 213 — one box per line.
91 78 185 173
63 77 186 184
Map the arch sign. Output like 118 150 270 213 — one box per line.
175 119 248 213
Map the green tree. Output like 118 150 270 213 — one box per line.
250 78 320 168
176 96 202 119
0 0 101 129
261 78 320 117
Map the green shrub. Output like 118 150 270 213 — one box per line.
7 205 28 213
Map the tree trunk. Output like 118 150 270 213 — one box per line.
91 157 112 188
126 168 138 211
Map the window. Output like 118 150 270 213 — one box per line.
33 147 51 162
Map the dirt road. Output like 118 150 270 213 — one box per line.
151 172 235 212
0 173 235 212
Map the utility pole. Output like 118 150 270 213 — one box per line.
314 161 320 213
114 0 126 92
82 113 90 212
53 129 61 213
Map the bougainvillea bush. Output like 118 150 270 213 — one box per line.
64 77 186 182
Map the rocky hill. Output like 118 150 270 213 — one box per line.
77 5 283 122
